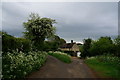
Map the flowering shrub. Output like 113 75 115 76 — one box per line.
87 54 120 65
2 51 47 79
96 54 120 66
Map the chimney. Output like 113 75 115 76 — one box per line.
71 40 73 43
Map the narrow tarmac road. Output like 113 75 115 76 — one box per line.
27 55 96 78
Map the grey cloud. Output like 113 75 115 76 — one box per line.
2 2 118 42
119 1 120 35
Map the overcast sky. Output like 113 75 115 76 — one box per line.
2 2 118 43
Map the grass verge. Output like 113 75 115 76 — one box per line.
85 57 120 78
48 52 72 63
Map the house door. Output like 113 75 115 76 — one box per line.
77 52 81 57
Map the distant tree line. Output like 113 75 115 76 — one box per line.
81 36 120 58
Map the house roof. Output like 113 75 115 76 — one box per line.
60 43 75 48
77 43 83 45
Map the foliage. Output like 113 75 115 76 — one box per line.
15 38 31 53
81 38 92 58
89 36 115 56
0 51 1 79
85 55 120 78
2 32 31 53
48 51 71 63
44 35 66 51
2 51 47 79
23 13 56 51
114 36 120 57
81 36 117 58
2 32 15 53
47 35 61 51
96 54 120 66
43 41 52 51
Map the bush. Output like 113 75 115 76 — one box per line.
2 32 16 53
96 54 120 66
48 51 72 63
114 36 120 57
15 38 31 53
2 51 47 79
2 32 31 53
89 37 115 56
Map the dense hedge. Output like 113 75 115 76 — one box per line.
2 32 31 53
2 51 47 79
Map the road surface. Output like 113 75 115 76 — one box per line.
27 55 97 78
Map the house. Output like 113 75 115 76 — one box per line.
59 40 80 56
77 43 83 46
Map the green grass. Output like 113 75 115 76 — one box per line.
48 52 72 63
85 58 120 78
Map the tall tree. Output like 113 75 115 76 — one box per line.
81 38 92 58
114 36 120 57
89 36 115 56
23 13 56 51
60 38 66 45
46 35 66 51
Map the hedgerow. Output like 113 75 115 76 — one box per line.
96 54 120 66
48 51 72 63
85 55 120 78
2 51 47 79
2 32 31 53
